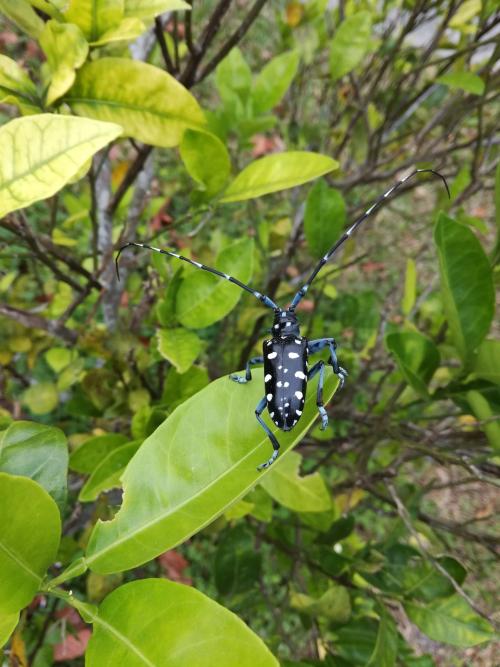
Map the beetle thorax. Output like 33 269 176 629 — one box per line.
272 309 300 338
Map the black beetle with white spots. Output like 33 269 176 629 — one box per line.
116 169 449 470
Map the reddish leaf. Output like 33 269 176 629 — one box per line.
251 134 285 158
54 629 92 661
157 550 192 585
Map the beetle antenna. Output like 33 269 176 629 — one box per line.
116 241 280 311
289 168 450 310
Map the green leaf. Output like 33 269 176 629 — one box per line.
0 611 18 648
434 213 494 361
334 619 378 664
216 47 252 106
69 433 128 474
220 152 338 203
404 595 494 647
402 259 417 316
64 0 123 42
161 365 209 411
85 579 278 666
386 331 440 397
0 55 40 113
403 556 467 602
330 12 372 81
157 327 204 374
124 0 190 20
437 71 485 96
0 472 60 615
215 525 261 597
252 50 300 114
22 382 59 415
260 450 331 513
90 17 146 46
290 585 351 622
449 0 481 28
304 180 346 259
79 441 141 502
473 340 500 384
39 20 89 105
367 607 398 667
0 0 44 37
45 347 74 373
0 421 68 509
85 369 338 573
176 238 254 329
0 114 121 218
180 129 231 195
466 390 500 452
67 58 205 148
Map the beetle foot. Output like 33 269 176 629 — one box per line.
335 366 348 390
257 448 279 471
229 374 248 384
318 405 329 430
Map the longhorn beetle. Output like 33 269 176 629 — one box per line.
116 168 449 471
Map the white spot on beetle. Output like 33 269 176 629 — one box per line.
266 341 272 346
264 374 272 382
284 381 289 388
295 371 306 379
295 391 303 400
278 365 282 370
285 402 289 407
284 368 288 373
274 324 279 330
296 409 302 416
275 421 279 426
268 352 277 359
286 322 291 327
293 419 297 426
267 393 273 401
288 352 299 359
277 381 283 387
295 339 301 344
270 412 274 418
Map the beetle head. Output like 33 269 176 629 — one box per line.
271 309 300 337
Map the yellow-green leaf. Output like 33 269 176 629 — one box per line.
252 50 300 114
0 472 61 615
64 0 123 42
0 0 44 38
67 58 206 148
402 258 417 316
157 327 204 374
220 152 338 203
290 585 351 622
260 450 331 513
449 0 481 28
85 579 278 666
22 383 59 416
79 441 141 502
330 11 372 81
90 16 145 45
0 114 122 218
473 340 500 384
124 0 190 19
180 129 231 195
0 611 18 648
39 20 89 105
0 55 39 113
437 71 485 96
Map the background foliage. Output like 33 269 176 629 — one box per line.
0 1 499 665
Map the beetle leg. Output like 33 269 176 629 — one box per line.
255 396 280 471
326 340 348 390
229 355 264 383
308 361 329 430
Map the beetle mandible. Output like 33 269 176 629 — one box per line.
116 168 449 470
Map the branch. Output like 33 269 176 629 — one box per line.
0 304 77 344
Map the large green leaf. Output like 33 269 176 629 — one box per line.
434 213 494 361
216 47 252 107
0 611 18 648
304 179 346 259
69 433 128 474
66 58 205 148
0 0 44 37
39 20 89 105
437 71 485 96
0 421 68 509
472 340 500 384
180 129 231 196
260 450 331 513
330 12 372 81
0 55 40 113
466 390 500 452
252 50 300 114
386 331 440 397
0 472 60 615
64 0 123 42
220 152 338 203
85 579 278 666
124 0 190 19
404 595 494 647
157 327 204 373
79 441 141 502
0 114 121 218
176 238 254 329
84 369 338 573
366 606 398 667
